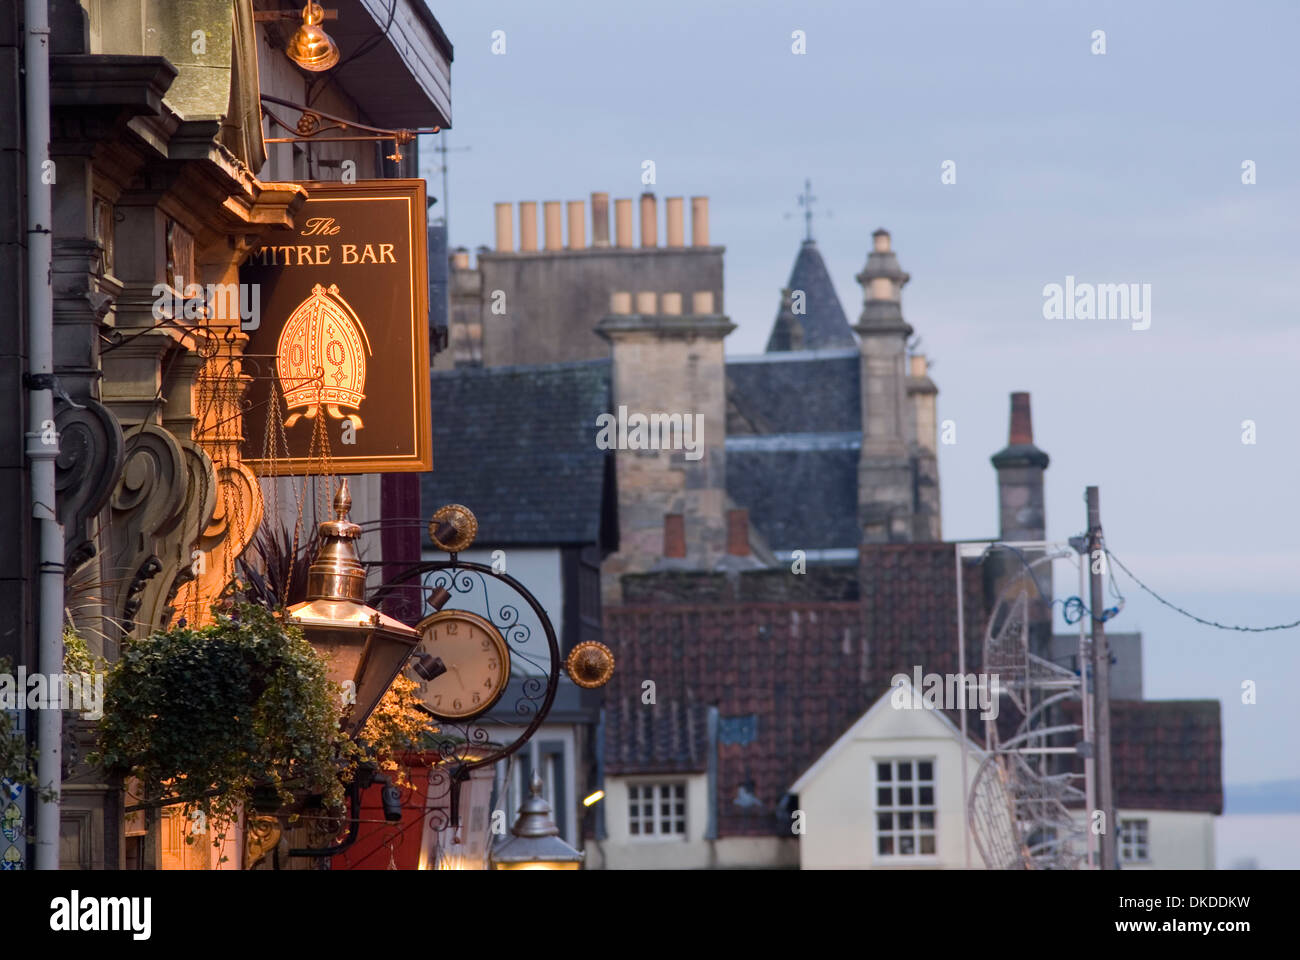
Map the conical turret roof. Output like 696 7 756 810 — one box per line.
765 239 856 351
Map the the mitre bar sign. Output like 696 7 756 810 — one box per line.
240 179 432 473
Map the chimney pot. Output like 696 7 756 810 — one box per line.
691 196 710 246
451 247 470 269
635 291 657 315
1009 392 1033 445
614 198 633 248
610 291 632 314
665 197 685 247
543 201 563 251
518 201 538 252
494 203 514 252
909 355 927 377
591 192 610 247
873 228 891 252
692 290 715 314
663 514 686 559
660 291 682 315
640 192 658 247
567 200 585 249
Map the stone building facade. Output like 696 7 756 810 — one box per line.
3 0 451 870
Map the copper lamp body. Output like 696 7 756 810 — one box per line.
287 480 419 737
286 3 340 72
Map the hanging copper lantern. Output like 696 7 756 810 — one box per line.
286 2 341 72
287 480 420 737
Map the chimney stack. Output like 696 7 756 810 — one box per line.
567 200 585 249
591 192 610 247
855 226 916 543
614 198 633 248
543 201 563 251
640 192 658 247
691 196 709 246
991 392 1049 543
665 197 685 247
988 391 1052 658
494 203 513 252
518 201 538 252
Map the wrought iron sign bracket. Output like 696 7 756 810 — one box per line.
260 94 440 162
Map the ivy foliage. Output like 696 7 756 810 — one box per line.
95 602 358 839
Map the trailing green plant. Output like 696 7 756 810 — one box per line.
95 602 358 846
233 521 439 783
62 625 105 678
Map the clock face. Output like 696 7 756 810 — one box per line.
413 610 511 721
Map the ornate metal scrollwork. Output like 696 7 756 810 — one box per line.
370 560 562 776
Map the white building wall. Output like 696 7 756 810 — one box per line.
1115 809 1215 871
590 774 798 869
798 735 977 869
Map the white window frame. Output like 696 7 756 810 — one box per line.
872 757 938 863
626 780 688 842
1119 818 1150 864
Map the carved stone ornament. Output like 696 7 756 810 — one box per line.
55 396 125 575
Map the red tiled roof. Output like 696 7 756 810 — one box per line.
1063 699 1223 814
602 544 987 836
601 543 1224 835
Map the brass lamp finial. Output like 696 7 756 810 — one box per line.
305 479 365 602
334 478 352 519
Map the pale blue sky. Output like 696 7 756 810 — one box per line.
420 0 1300 788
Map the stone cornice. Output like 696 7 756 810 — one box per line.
595 313 735 341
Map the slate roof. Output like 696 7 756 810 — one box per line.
725 350 859 435
422 360 613 546
725 445 860 552
724 351 861 553
764 240 857 351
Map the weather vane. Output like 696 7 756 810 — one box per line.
785 178 828 242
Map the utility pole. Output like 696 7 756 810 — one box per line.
1087 485 1116 869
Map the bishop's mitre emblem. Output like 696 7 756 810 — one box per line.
277 282 372 428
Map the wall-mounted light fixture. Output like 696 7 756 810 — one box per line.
255 4 341 72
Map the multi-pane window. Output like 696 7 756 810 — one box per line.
875 759 936 856
1119 818 1149 863
628 782 686 838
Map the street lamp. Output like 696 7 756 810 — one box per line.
491 771 585 870
287 480 423 737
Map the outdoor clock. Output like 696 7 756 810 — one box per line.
414 609 511 721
